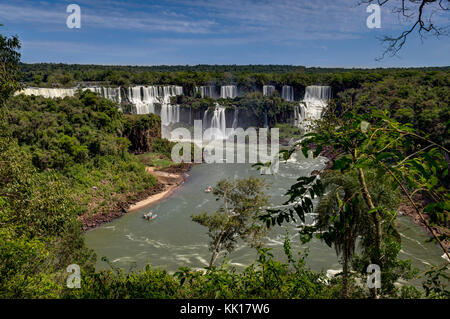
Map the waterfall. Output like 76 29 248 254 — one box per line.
203 104 236 141
263 85 276 97
160 85 183 104
86 87 121 104
293 85 331 127
282 85 294 101
16 88 77 98
126 85 183 115
220 85 237 99
232 106 239 129
304 85 331 101
302 85 331 120
128 86 145 114
203 109 209 131
141 86 159 113
160 104 180 126
196 86 217 98
211 106 227 139
293 105 304 126
16 87 123 104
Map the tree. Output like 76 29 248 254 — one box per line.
191 177 269 268
259 106 449 298
0 26 22 104
359 1 450 59
313 170 395 297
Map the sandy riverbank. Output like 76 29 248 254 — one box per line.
128 167 186 212
80 164 190 231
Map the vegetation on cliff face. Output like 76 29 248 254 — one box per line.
2 91 167 216
19 62 449 90
0 30 176 297
1 30 448 299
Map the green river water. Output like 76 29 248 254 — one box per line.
85 146 447 285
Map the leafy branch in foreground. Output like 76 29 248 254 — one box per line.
261 109 449 298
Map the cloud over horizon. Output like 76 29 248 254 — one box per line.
0 0 448 66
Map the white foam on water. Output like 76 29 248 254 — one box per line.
195 256 209 265
326 269 342 278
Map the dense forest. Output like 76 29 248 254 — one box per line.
1 32 449 299
20 62 449 94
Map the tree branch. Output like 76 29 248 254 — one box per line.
359 0 450 59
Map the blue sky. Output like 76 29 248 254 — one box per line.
0 0 448 67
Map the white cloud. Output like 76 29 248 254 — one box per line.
2 0 447 45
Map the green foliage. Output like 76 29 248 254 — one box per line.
421 265 450 299
192 177 269 267
175 92 297 127
0 137 96 298
0 31 22 104
68 265 179 299
72 248 334 299
275 123 303 142
335 73 450 148
260 106 449 298
352 236 418 298
4 91 125 169
2 32 449 298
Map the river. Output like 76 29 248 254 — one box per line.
84 146 446 285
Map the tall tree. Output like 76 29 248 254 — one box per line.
313 170 399 298
192 177 269 268
260 106 449 298
0 26 22 105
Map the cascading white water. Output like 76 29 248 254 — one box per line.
203 104 235 141
159 86 183 104
128 86 145 114
232 106 239 129
159 86 183 127
86 87 122 104
294 85 331 127
304 85 331 101
15 88 77 98
220 85 237 99
17 87 124 104
263 85 276 96
211 106 227 139
141 86 159 114
196 86 217 99
302 85 331 120
293 105 305 126
282 85 294 101
203 109 209 132
160 104 180 126
127 85 183 116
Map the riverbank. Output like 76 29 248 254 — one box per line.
128 166 187 212
79 163 191 231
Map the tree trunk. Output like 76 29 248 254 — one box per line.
209 230 225 268
357 167 381 299
209 249 221 268
341 222 352 299
342 244 349 299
